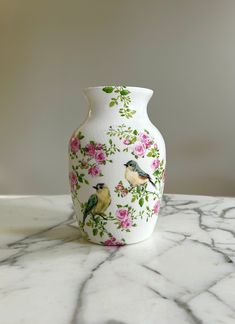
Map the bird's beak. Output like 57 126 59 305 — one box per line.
124 163 127 167
92 185 97 190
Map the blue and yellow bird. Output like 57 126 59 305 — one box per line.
83 183 111 224
124 160 156 188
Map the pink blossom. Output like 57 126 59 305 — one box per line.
104 237 124 246
151 159 160 170
120 218 132 228
139 132 152 148
85 143 96 157
70 137 80 153
153 200 161 214
154 144 158 149
116 208 129 220
95 150 106 164
104 239 114 246
96 143 103 150
69 171 77 188
88 165 101 177
133 142 146 157
115 182 128 197
123 139 130 145
115 183 124 190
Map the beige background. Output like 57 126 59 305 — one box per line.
0 0 234 196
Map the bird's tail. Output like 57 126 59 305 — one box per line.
149 177 156 188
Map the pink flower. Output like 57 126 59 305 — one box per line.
70 137 80 153
151 159 160 170
116 208 129 220
96 143 103 150
133 142 146 157
69 171 77 189
120 218 132 228
115 182 128 197
123 139 130 145
154 144 158 149
95 150 106 164
104 239 113 246
104 237 124 246
88 165 101 177
85 143 96 157
153 200 161 214
139 132 152 148
115 183 124 191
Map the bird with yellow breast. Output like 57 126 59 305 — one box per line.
83 183 111 224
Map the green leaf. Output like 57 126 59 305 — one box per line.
103 86 114 93
147 152 152 157
93 228 98 236
120 90 130 96
139 197 144 207
109 139 112 144
109 101 115 107
133 130 138 135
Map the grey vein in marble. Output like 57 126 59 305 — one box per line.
0 194 234 324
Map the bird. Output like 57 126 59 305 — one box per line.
124 160 156 188
83 183 111 224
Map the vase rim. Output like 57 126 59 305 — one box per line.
83 85 153 94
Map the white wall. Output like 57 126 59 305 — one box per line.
0 0 235 196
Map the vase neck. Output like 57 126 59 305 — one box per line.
83 86 153 121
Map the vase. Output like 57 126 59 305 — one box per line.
68 86 166 245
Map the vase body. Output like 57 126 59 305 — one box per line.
68 86 166 245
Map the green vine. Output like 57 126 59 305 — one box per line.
102 86 136 119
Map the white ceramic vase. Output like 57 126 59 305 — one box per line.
68 86 166 245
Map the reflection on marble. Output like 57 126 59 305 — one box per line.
0 194 234 324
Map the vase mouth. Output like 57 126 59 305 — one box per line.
83 85 153 95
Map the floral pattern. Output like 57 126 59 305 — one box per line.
107 124 165 185
102 86 136 119
69 131 120 189
103 236 125 246
69 123 165 243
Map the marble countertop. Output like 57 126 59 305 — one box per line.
0 194 234 324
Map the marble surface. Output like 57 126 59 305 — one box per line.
0 194 235 324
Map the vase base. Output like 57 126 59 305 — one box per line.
81 227 156 246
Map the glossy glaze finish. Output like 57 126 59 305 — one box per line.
68 86 166 244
